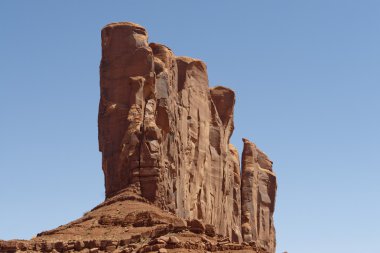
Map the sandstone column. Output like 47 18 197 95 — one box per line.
99 22 154 197
241 138 277 252
99 22 276 244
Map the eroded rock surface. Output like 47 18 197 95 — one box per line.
98 22 244 243
241 139 277 252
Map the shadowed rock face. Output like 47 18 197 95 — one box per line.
241 139 277 252
98 22 277 250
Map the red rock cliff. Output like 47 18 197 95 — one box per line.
98 22 277 251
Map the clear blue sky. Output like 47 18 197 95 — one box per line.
1 1 379 252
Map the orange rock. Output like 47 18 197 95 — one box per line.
98 22 246 243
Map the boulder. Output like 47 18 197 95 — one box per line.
189 219 205 234
205 224 216 237
168 236 180 245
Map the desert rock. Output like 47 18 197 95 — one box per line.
1 21 278 253
98 22 247 243
241 138 277 252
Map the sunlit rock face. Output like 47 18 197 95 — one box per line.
98 22 277 249
241 138 277 252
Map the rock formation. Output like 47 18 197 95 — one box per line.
98 22 243 243
241 139 277 252
0 21 278 253
98 22 277 251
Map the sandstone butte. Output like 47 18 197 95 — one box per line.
0 22 278 253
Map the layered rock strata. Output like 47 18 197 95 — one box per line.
98 22 277 251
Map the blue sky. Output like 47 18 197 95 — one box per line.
1 1 379 252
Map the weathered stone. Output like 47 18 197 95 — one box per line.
172 218 187 232
189 219 205 234
74 241 84 251
105 245 117 251
200 236 212 244
84 240 100 249
98 22 244 243
148 238 166 246
66 241 75 250
41 241 54 252
150 244 165 251
167 236 180 245
118 239 130 247
55 241 65 251
205 224 216 237
34 242 42 251
217 238 230 245
100 240 112 250
89 248 98 253
0 241 17 251
128 243 138 249
241 138 277 253
157 236 169 243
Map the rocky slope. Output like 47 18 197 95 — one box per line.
0 190 265 253
0 22 277 253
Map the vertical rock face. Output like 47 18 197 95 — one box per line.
241 139 277 252
98 22 242 242
99 22 154 195
98 22 276 251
